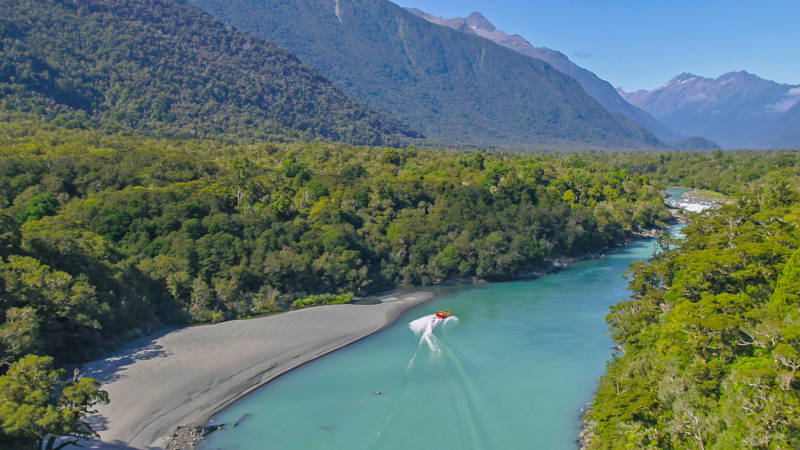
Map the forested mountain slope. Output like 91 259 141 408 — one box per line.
0 0 415 145
188 0 663 149
407 9 687 146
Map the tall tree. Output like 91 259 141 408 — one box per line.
0 355 108 449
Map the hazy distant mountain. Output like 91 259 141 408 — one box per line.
0 0 414 145
407 9 682 144
671 137 720 151
188 0 663 149
620 72 800 149
762 102 800 149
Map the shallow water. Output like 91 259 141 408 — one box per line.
200 234 665 450
665 186 710 213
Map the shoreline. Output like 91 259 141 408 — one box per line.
165 231 660 449
182 290 440 438
180 231 665 449
81 290 437 449
576 219 693 450
82 226 671 450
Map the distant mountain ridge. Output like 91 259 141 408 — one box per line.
0 0 415 145
407 9 683 145
188 0 663 149
620 72 800 149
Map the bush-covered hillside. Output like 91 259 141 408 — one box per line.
0 0 416 145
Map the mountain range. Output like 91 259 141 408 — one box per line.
3 0 792 150
620 72 800 149
0 0 414 145
187 0 663 149
406 9 687 146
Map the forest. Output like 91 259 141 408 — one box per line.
585 155 800 448
0 119 672 366
0 118 798 447
0 0 414 146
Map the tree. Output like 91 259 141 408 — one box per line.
0 256 109 362
17 192 58 224
0 213 22 257
0 355 108 450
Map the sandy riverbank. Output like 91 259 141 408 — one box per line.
80 290 435 449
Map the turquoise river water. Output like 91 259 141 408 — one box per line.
200 226 675 450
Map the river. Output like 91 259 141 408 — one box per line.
199 225 677 450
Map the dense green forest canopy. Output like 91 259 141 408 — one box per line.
586 158 800 448
586 149 800 196
0 0 415 146
0 121 673 367
1 117 797 447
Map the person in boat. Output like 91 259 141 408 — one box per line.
435 310 451 319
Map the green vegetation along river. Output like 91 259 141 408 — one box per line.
200 227 677 450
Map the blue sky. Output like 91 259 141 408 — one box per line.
394 0 800 91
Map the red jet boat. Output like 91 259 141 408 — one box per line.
435 310 452 319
